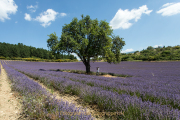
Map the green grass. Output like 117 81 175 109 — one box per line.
51 69 132 78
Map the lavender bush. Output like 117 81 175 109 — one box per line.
0 61 94 120
5 61 180 119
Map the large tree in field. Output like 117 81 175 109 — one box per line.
57 15 125 74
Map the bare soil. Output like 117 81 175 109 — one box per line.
102 74 117 78
0 64 22 120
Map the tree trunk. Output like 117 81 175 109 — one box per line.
85 62 90 74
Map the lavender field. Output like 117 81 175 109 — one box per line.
0 61 94 120
1 60 180 119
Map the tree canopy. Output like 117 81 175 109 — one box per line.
47 32 58 55
56 15 125 73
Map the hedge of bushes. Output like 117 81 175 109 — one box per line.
0 57 79 62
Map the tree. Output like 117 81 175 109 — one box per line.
11 45 20 57
56 15 125 74
147 46 154 50
47 32 58 55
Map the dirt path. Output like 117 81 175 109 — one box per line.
0 64 22 120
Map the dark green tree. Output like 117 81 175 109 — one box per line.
56 15 125 73
0 43 9 57
47 32 58 55
18 43 30 58
147 46 154 50
0 42 56 60
11 45 20 57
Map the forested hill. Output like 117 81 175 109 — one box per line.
121 45 180 61
0 42 77 60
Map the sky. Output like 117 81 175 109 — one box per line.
0 0 180 59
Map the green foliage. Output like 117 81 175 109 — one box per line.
147 46 154 50
0 42 77 61
51 69 132 77
0 56 5 59
161 50 171 57
121 45 180 61
174 46 180 49
55 14 125 73
47 32 58 55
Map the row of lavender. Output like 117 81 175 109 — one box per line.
6 61 180 119
7 61 180 110
0 61 94 120
46 71 180 110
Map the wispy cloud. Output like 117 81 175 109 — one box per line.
60 13 67 17
24 13 31 21
121 48 134 53
15 21 18 23
162 3 174 7
110 5 152 29
0 0 18 22
34 9 59 27
157 2 180 16
27 3 38 13
153 44 163 48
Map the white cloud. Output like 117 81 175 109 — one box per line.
24 13 31 21
15 21 17 23
157 2 180 16
153 44 163 48
27 4 38 13
0 0 18 22
110 5 152 29
162 3 174 8
71 53 80 60
121 48 134 53
34 9 58 27
60 13 67 17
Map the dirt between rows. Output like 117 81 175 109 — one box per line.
0 64 22 120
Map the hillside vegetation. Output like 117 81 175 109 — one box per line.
0 42 77 62
121 45 180 61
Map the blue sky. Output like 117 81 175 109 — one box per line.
0 0 180 59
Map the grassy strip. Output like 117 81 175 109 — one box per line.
0 57 78 62
51 69 132 77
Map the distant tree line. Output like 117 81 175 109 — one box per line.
121 45 180 61
0 42 77 60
